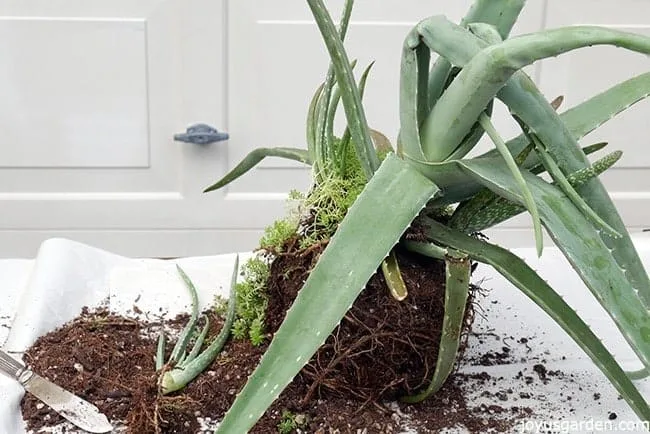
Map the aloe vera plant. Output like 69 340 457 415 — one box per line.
205 0 650 431
155 262 238 394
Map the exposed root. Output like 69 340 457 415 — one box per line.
265 236 478 407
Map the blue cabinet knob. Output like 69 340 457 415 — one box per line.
174 123 229 145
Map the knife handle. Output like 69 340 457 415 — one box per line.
0 349 29 382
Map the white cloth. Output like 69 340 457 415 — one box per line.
1 237 649 434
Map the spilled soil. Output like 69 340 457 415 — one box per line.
20 309 532 433
21 242 533 433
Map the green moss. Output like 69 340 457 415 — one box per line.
231 257 269 346
259 219 298 253
231 142 382 345
277 410 298 434
213 294 228 317
300 174 365 248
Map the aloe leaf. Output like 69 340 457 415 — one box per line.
628 367 649 381
485 72 650 161
450 151 622 233
411 18 650 308
215 154 439 433
321 59 358 177
427 0 524 108
528 142 607 174
339 62 375 175
161 256 238 394
501 76 650 310
478 113 544 255
181 316 210 366
306 83 324 173
307 0 380 179
529 131 620 238
421 217 650 422
467 22 504 45
314 0 354 177
420 24 650 161
512 115 620 238
381 251 408 301
203 148 311 193
398 34 430 160
155 333 165 371
169 265 200 364
458 158 650 373
445 100 494 161
401 246 470 403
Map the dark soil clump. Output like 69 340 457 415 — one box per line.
265 238 469 404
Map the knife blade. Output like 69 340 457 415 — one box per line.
0 349 113 433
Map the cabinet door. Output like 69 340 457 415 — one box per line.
495 0 650 246
0 1 545 257
0 0 245 257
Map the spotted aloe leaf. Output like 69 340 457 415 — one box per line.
421 217 650 422
215 154 439 433
449 150 622 233
458 157 650 374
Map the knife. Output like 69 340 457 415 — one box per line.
0 349 113 433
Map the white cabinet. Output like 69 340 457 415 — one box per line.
0 0 253 258
1 0 647 256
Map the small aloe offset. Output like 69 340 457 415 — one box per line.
156 261 238 394
205 0 650 431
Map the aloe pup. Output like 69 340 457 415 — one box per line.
204 0 650 431
155 261 238 394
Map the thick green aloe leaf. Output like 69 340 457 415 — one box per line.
420 24 650 161
500 73 650 309
483 72 650 161
307 0 380 179
215 154 439 433
427 0 524 108
412 17 650 308
404 0 523 159
203 148 311 193
399 34 430 159
458 158 650 372
401 245 471 403
421 217 650 422
450 150 622 233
